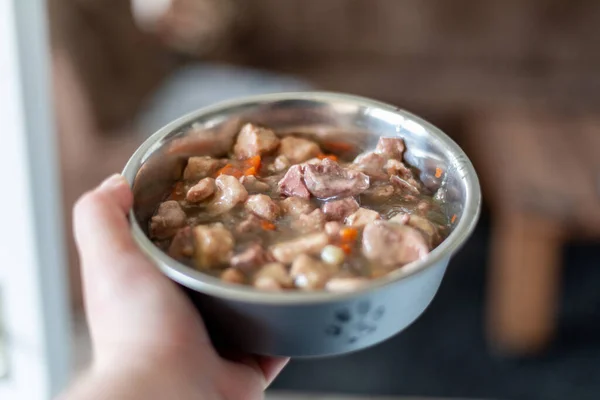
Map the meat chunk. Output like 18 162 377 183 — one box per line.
278 165 310 199
361 184 395 202
233 123 280 159
221 268 245 285
253 263 293 291
268 155 290 173
352 152 387 180
193 223 234 268
149 200 186 239
390 175 420 195
245 194 280 221
207 175 248 214
290 254 338 290
279 196 316 216
345 207 381 227
278 136 321 163
384 159 409 177
326 277 370 292
168 226 194 260
321 197 360 221
324 221 342 238
385 159 421 188
186 177 216 202
362 221 429 268
291 209 326 233
416 201 430 214
183 156 221 181
235 214 261 234
230 243 268 272
239 175 269 193
389 213 410 225
303 158 370 199
375 137 405 159
304 157 322 165
390 213 440 247
269 233 330 263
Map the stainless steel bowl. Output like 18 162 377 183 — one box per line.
122 92 481 358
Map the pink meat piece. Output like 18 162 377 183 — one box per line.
236 214 262 234
230 243 268 272
375 137 406 159
245 194 280 221
352 152 387 180
345 207 381 227
149 200 187 239
303 158 370 199
233 123 280 159
193 223 234 268
279 196 316 216
168 226 195 260
291 209 326 233
278 136 321 163
324 221 343 239
183 156 222 181
186 177 216 202
390 175 420 195
389 213 440 248
221 268 245 285
362 183 396 202
290 254 338 290
253 263 293 291
362 220 429 268
207 175 249 214
321 197 360 221
269 233 329 263
385 159 421 188
278 165 310 199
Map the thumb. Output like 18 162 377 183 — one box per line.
73 174 164 309
73 174 210 365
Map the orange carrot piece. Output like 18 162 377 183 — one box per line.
451 214 457 224
317 153 339 162
341 243 352 255
244 166 257 176
261 220 276 231
435 167 443 178
216 164 243 178
244 155 261 169
168 181 186 201
340 227 358 242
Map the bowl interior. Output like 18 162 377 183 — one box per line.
123 92 480 303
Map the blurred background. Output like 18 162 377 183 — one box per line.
17 0 600 399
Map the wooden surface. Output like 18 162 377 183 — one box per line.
465 108 600 354
486 212 564 355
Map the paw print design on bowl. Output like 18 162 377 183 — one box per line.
325 300 386 344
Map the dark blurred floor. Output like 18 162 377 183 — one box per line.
270 211 600 400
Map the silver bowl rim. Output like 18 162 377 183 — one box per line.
123 91 481 305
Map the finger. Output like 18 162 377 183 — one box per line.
73 174 212 361
74 174 136 262
99 173 133 211
254 356 289 387
74 174 163 292
221 350 289 389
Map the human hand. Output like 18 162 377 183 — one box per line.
60 174 287 399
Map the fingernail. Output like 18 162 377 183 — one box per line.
99 173 128 190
